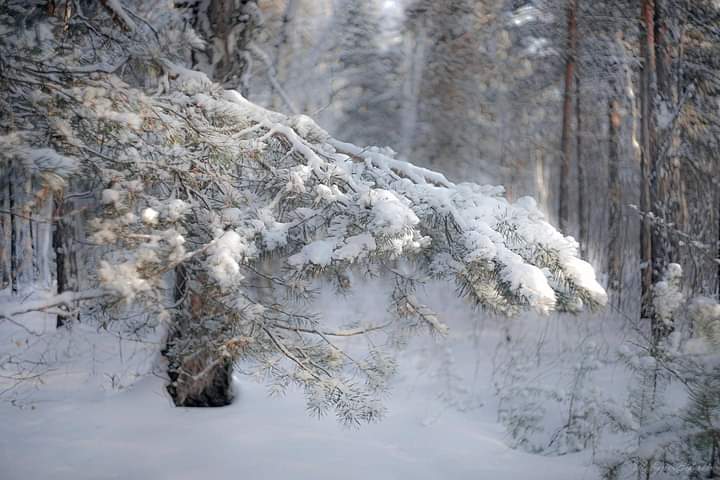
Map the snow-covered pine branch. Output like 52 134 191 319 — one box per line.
0 1 605 423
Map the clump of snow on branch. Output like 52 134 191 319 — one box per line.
653 263 684 327
686 296 720 354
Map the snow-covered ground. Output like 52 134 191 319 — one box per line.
0 284 605 480
1 369 598 480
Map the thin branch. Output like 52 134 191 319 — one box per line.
271 321 392 337
262 326 321 380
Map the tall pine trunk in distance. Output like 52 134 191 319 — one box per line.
20 171 34 287
650 0 671 282
639 0 657 323
653 0 685 281
185 0 260 96
576 73 587 257
33 182 53 286
9 160 18 295
0 164 10 290
607 76 623 301
53 191 76 328
642 0 675 340
559 0 577 232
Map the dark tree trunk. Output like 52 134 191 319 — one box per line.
165 265 234 407
53 192 75 328
651 0 673 280
161 0 262 408
9 160 18 295
576 74 587 256
640 0 675 342
165 337 234 408
654 0 676 104
20 174 34 287
0 164 10 290
607 78 623 299
653 0 685 274
183 0 260 96
559 0 577 232
639 0 657 323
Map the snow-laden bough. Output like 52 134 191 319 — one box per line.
0 4 605 423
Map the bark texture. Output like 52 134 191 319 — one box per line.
607 80 623 297
165 265 234 407
576 75 587 254
558 0 577 232
639 0 657 321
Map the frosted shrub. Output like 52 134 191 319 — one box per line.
547 343 607 455
493 344 560 452
494 331 611 455
599 265 720 479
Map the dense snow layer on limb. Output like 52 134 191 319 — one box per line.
208 87 606 307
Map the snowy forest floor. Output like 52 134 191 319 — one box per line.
0 282 620 479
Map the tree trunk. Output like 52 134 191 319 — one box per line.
53 191 76 328
36 189 53 290
559 0 577 232
650 0 673 281
0 164 10 290
654 0 676 105
186 0 259 95
162 0 263 407
640 0 675 342
20 172 34 287
607 77 623 299
576 74 587 256
653 0 684 275
165 265 234 407
639 0 657 322
9 160 18 295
